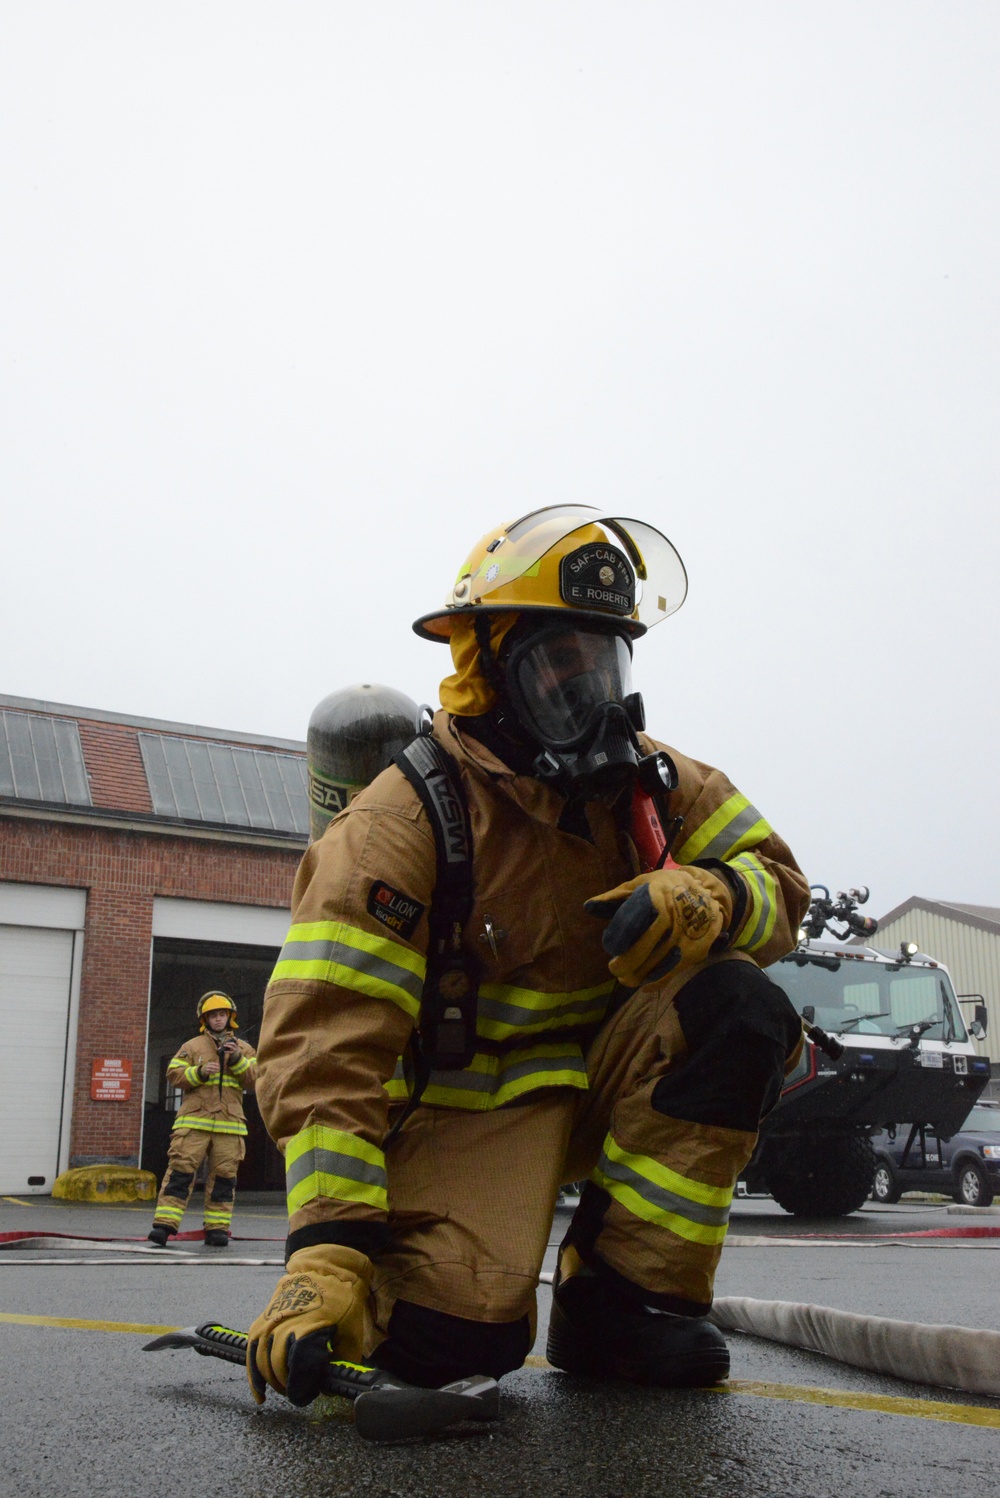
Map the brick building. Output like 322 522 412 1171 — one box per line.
0 692 310 1194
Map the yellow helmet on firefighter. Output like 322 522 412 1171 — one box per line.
413 504 687 642
197 991 238 1031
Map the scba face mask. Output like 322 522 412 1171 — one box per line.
504 623 646 800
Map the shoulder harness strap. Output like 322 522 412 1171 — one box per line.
384 721 479 1145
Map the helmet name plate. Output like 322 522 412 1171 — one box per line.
559 544 634 616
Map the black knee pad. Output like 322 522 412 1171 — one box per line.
209 1175 235 1203
673 960 801 1054
652 961 801 1132
370 1298 531 1388
163 1170 195 1201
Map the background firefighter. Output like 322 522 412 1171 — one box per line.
148 991 258 1248
247 506 810 1403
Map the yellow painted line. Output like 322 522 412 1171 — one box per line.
1 1197 32 1206
719 1379 1000 1429
524 1357 1000 1429
4 1325 998 1428
0 1313 180 1335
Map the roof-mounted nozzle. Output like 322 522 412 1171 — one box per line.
798 885 880 945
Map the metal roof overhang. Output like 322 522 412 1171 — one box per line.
0 798 308 852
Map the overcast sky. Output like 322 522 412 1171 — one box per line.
2 3 998 918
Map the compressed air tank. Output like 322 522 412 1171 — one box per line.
307 683 419 842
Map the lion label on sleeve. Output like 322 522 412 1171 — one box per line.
367 881 426 941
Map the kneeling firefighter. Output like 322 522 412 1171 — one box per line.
148 992 258 1247
248 505 809 1402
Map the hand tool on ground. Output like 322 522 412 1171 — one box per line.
142 1322 500 1441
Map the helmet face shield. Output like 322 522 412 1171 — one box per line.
414 504 688 641
488 507 687 630
507 626 634 750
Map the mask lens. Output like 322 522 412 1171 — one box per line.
512 629 633 747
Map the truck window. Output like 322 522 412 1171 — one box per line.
888 974 939 1030
771 958 966 1042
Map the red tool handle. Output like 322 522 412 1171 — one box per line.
631 782 678 873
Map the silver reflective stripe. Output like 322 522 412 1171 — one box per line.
596 1147 731 1229
429 1049 587 1092
285 1145 387 1198
745 864 771 948
477 992 608 1031
278 936 423 1003
697 801 767 862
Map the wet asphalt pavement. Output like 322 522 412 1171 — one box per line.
2 1193 999 1498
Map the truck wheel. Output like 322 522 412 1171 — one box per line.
954 1161 995 1208
765 1135 876 1217
871 1160 902 1205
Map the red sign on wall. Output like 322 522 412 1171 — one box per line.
91 1058 132 1101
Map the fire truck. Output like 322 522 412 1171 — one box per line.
742 886 992 1216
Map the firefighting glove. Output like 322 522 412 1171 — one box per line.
246 1244 373 1407
584 866 734 988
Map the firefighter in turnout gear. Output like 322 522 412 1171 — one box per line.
148 992 257 1248
248 506 809 1402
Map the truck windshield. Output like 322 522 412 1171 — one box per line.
770 957 967 1042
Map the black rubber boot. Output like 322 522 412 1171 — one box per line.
204 1229 230 1248
147 1225 173 1247
546 1266 730 1388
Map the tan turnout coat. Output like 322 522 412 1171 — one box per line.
257 712 809 1247
167 1034 257 1136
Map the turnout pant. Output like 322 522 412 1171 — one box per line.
153 1128 245 1234
368 953 802 1387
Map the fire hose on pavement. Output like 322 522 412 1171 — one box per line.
707 1296 1000 1398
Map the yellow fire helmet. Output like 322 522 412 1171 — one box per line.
413 504 688 642
197 991 238 1031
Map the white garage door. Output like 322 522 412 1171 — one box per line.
0 925 76 1194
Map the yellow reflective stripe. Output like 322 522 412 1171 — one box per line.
171 1116 248 1136
169 1058 203 1088
592 1135 732 1247
476 980 615 1041
280 920 426 978
271 920 425 1021
422 1066 588 1110
603 1135 732 1208
730 851 778 953
676 793 771 865
286 1123 385 1174
393 1042 589 1112
228 1055 252 1076
593 1170 728 1245
285 1124 387 1215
